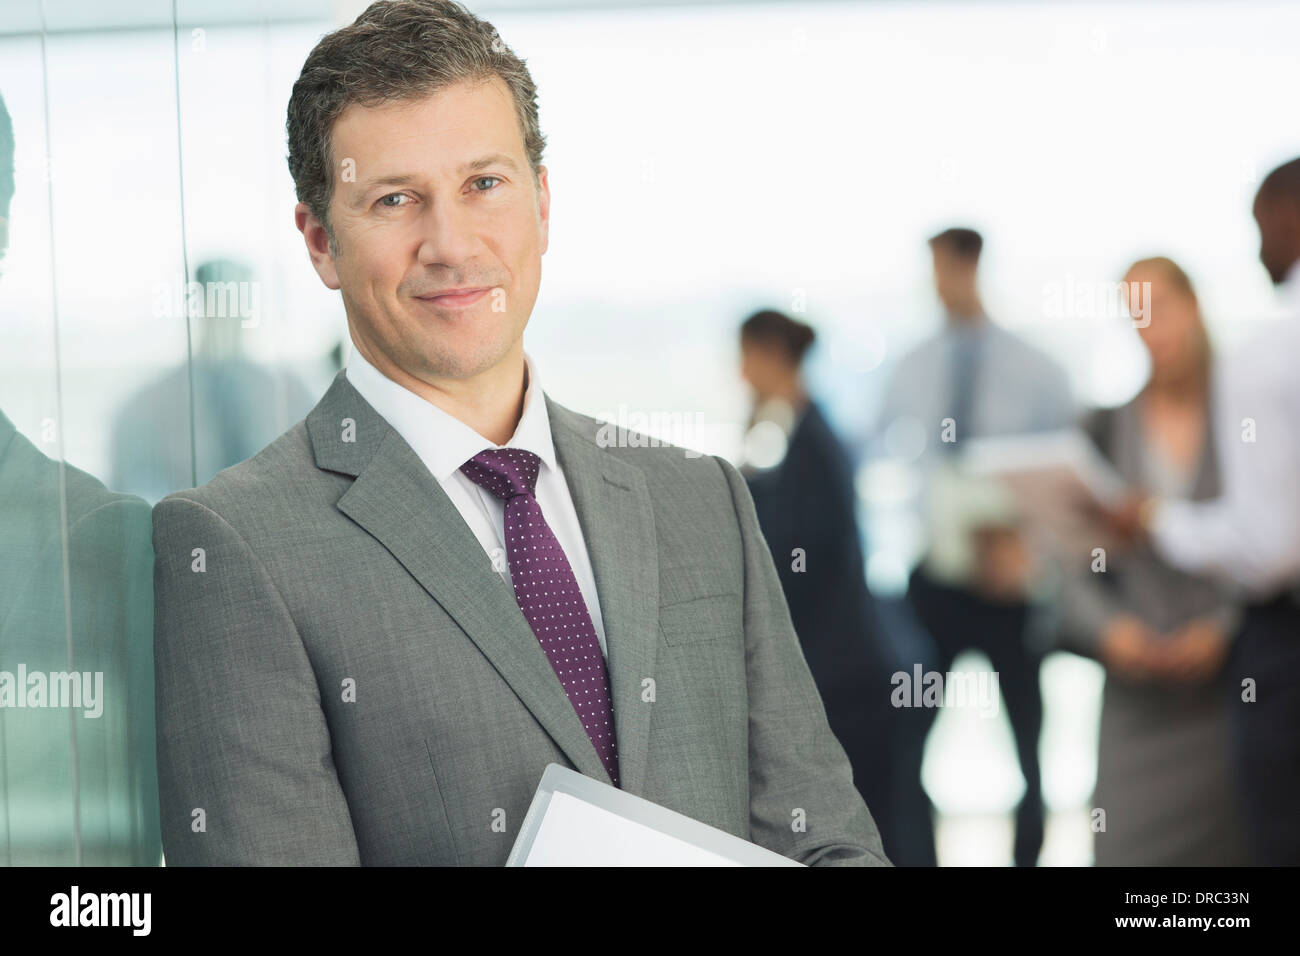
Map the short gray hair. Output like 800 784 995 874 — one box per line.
286 0 546 244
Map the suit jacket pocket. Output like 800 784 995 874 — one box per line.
659 592 741 645
421 737 463 866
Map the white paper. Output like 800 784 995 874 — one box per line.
507 763 805 867
957 429 1130 555
524 791 741 867
960 429 1128 506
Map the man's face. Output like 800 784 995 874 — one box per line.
1253 191 1299 285
299 76 549 383
930 246 972 310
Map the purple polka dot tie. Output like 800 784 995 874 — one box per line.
460 447 621 787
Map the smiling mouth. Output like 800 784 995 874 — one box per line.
415 287 491 309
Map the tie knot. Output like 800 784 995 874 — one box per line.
460 447 541 501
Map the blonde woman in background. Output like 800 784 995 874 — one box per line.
1060 257 1248 865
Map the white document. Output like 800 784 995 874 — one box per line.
507 764 805 867
958 429 1130 554
960 429 1127 502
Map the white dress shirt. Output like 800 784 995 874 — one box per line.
1152 260 1300 598
346 346 609 658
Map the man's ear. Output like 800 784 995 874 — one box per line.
295 202 341 290
535 164 550 256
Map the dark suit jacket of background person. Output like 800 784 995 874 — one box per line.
0 410 161 865
151 371 891 866
743 401 896 846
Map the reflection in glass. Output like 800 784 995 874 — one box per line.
0 74 160 864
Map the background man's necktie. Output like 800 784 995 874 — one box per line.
944 329 983 454
460 447 621 787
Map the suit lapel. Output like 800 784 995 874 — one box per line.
306 371 610 784
305 372 662 794
546 396 660 795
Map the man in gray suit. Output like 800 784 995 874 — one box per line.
152 0 888 866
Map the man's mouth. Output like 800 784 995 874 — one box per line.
415 286 491 309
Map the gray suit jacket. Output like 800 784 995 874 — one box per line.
152 371 889 866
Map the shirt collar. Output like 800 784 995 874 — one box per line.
345 344 558 482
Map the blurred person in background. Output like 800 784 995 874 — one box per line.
111 258 315 503
1112 158 1300 864
1059 257 1248 865
876 227 1074 866
738 309 899 859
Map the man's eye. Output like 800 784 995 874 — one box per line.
378 193 410 208
472 176 501 192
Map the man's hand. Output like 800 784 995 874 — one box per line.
1098 493 1157 546
971 524 1033 602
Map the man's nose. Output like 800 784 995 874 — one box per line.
416 196 479 266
